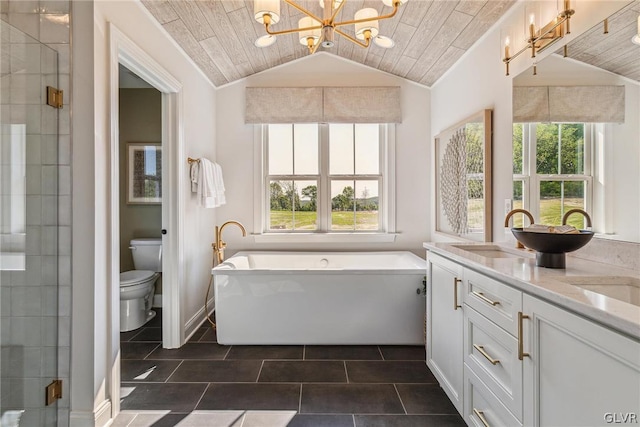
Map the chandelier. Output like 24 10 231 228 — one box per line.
253 0 408 54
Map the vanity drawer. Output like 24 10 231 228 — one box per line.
464 268 522 336
464 305 522 419
464 364 522 427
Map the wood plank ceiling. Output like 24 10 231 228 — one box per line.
558 0 640 82
141 0 516 87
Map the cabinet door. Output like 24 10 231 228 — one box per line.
523 294 640 426
427 252 464 414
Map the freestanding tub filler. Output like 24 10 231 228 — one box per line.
211 251 426 345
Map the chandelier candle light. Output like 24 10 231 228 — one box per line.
502 0 575 76
254 0 407 53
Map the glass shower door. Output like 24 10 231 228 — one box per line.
1 19 59 427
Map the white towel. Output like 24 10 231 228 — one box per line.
212 162 226 206
190 161 199 193
197 158 226 208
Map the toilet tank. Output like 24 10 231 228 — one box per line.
130 238 162 272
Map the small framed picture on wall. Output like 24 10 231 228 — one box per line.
127 142 162 204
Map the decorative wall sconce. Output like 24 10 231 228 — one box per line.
254 0 407 54
502 0 575 76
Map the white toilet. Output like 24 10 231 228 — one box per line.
120 238 162 332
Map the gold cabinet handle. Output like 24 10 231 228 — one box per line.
454 277 462 310
473 408 491 427
518 311 530 360
473 344 500 365
471 291 500 306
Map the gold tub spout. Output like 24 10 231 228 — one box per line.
562 209 592 229
505 209 535 248
213 220 247 264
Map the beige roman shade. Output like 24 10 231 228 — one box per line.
513 85 625 123
245 86 401 123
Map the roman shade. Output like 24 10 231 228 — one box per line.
245 86 401 123
513 85 625 123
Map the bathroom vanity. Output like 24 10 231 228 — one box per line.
424 242 640 427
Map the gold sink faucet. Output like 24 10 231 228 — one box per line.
562 209 592 229
213 220 247 264
504 208 535 249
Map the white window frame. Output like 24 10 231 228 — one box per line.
253 123 397 243
514 122 594 228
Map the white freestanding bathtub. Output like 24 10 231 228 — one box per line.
211 251 426 345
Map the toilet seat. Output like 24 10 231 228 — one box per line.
120 270 156 287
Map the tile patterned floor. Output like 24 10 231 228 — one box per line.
115 311 465 427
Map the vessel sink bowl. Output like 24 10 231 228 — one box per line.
452 244 528 259
511 228 594 268
555 276 640 307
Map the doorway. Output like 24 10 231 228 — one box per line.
108 23 184 415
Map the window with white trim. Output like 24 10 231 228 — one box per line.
512 122 593 229
260 123 394 234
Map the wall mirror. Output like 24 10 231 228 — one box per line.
511 1 640 243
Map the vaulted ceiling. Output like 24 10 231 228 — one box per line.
141 0 640 88
141 0 517 87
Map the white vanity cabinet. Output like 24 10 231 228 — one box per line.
522 294 640 427
425 246 640 427
426 251 464 414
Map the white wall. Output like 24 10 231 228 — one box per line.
72 0 217 424
430 0 630 243
215 53 431 255
514 55 640 243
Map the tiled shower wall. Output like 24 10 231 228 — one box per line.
1 1 71 425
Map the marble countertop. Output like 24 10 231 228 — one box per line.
423 241 640 340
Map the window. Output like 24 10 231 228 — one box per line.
512 122 593 229
260 123 394 236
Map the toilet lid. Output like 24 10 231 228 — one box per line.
120 270 156 286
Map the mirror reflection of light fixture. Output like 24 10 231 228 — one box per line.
502 0 575 76
254 0 406 54
632 16 640 45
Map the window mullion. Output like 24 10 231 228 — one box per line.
319 124 330 232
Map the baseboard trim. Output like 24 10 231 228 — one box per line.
184 297 214 342
69 400 112 427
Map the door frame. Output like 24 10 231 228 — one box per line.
108 23 184 413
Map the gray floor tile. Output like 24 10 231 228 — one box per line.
346 361 436 383
305 346 382 360
129 327 162 342
120 330 140 342
174 411 244 426
198 327 217 342
121 342 161 360
354 415 466 427
168 360 262 383
120 382 207 412
288 414 355 427
147 343 229 360
225 345 303 360
300 384 404 414
241 410 299 426
258 361 347 383
379 346 425 361
395 384 458 414
121 360 181 382
196 383 301 411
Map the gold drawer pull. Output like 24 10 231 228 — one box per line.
473 344 500 365
518 311 530 361
454 277 462 310
472 291 500 306
473 408 491 427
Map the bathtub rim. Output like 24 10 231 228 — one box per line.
211 250 426 276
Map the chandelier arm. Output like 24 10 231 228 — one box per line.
329 0 347 23
334 27 370 48
283 0 324 24
334 4 398 28
264 22 323 36
310 33 325 54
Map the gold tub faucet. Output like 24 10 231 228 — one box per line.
214 221 247 264
504 209 535 249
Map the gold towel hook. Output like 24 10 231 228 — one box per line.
187 157 200 164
